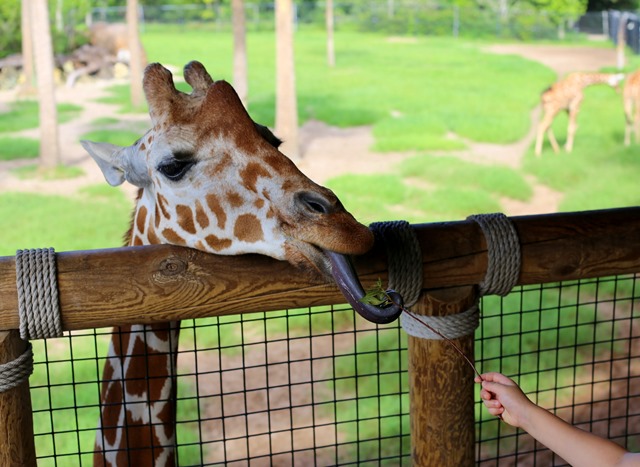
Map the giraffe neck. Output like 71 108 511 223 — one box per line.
95 322 180 467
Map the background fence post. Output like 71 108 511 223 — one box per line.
408 285 477 466
0 330 36 466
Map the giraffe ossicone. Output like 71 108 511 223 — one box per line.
83 60 400 466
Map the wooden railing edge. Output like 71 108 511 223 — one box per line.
1 206 639 332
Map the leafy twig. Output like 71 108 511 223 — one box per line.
361 281 483 380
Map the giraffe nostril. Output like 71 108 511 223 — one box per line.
296 191 334 215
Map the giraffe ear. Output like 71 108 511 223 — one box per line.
81 140 151 188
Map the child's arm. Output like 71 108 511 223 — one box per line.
476 372 639 467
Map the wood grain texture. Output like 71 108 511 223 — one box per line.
1 207 639 332
0 331 36 466
409 287 477 467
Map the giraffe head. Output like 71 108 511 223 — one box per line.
82 61 374 280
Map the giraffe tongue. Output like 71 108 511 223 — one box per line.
325 250 403 324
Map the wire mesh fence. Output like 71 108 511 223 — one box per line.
26 273 640 465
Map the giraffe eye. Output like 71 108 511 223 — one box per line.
158 159 195 181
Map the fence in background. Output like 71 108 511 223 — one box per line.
1 207 639 465
90 2 596 41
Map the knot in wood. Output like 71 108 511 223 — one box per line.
159 257 188 276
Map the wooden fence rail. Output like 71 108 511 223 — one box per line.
1 206 639 332
1 206 639 466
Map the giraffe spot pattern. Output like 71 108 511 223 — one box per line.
157 194 170 220
194 200 210 229
135 205 147 236
206 194 226 230
205 234 232 251
176 204 197 235
234 213 264 243
240 161 271 193
226 191 243 208
162 228 185 245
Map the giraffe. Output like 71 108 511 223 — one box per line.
534 72 625 156
624 69 640 146
81 60 390 466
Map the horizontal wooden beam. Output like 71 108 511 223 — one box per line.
1 207 639 332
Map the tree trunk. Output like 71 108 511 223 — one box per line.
326 0 335 67
617 12 628 70
127 0 144 109
31 0 60 169
20 0 35 95
275 0 299 159
232 0 248 107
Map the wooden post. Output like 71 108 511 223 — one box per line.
408 286 477 466
0 331 36 466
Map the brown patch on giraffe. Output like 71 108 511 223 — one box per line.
240 162 271 193
226 191 243 208
140 142 146 151
125 340 170 398
132 236 144 246
194 200 210 229
206 151 233 177
157 193 170 219
154 205 161 228
206 194 227 230
205 234 233 251
102 379 124 446
162 227 185 245
176 204 197 235
118 409 164 466
147 224 160 244
234 213 264 243
254 198 265 210
135 205 147 235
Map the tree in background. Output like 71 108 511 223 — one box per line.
126 0 144 109
275 0 299 159
326 0 335 67
587 0 638 10
232 0 248 107
20 0 35 95
30 0 61 169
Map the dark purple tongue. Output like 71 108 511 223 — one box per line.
325 250 403 324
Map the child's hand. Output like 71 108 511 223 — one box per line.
475 372 534 428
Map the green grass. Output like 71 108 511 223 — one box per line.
0 101 82 132
141 26 552 150
0 187 131 255
0 136 39 160
11 164 84 180
80 129 144 147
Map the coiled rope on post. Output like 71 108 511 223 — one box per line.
467 213 521 297
370 220 422 308
0 343 33 392
15 248 62 340
0 248 62 393
373 214 521 340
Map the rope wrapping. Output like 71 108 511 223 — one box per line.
374 215 521 340
0 343 33 393
401 306 479 340
369 220 422 308
467 213 521 297
15 248 62 340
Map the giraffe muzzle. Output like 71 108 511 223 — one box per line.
325 250 403 324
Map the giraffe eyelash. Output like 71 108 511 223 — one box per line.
157 158 196 182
